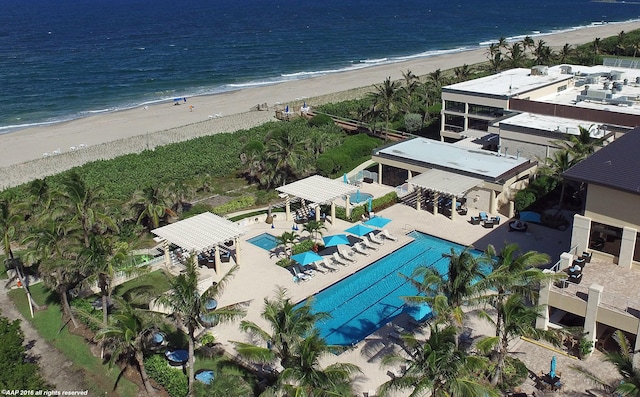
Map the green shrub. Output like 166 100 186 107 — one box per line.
145 354 188 397
404 113 423 133
212 196 256 215
528 175 557 197
292 239 320 254
499 357 529 391
308 113 333 127
514 189 537 212
182 202 213 218
316 156 337 175
335 191 398 222
71 297 102 332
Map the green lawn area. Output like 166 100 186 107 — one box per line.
9 284 140 397
113 270 171 297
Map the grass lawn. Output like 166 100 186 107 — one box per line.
9 284 140 397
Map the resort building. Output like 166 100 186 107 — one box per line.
440 62 640 160
371 137 537 216
536 127 640 360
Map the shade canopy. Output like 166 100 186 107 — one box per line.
291 250 324 266
364 216 392 229
323 234 350 247
152 212 245 253
345 224 376 237
549 356 557 379
408 169 481 198
277 175 359 205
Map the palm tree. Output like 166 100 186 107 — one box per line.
522 36 535 54
554 124 603 161
453 64 471 83
540 148 578 211
489 52 504 72
233 287 330 370
262 128 309 188
275 231 299 260
378 324 497 397
368 77 401 135
534 40 552 65
508 42 526 68
156 261 248 396
131 184 177 231
476 294 561 386
302 220 326 245
572 330 640 396
593 37 601 65
95 297 158 396
559 43 573 63
632 41 640 58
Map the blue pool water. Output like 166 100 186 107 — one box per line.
247 233 278 251
349 192 374 205
303 231 485 346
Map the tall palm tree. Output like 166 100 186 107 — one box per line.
156 261 248 396
559 43 573 63
275 231 299 260
508 42 526 68
233 287 331 369
522 36 535 55
131 184 177 231
534 39 552 65
572 330 640 396
302 220 326 244
476 293 561 386
489 52 504 72
368 77 401 135
95 297 159 396
593 37 601 65
540 148 578 211
262 129 309 188
453 64 471 83
554 124 603 161
379 324 497 397
632 41 640 58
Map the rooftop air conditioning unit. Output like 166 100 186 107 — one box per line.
560 66 572 74
531 65 549 76
611 71 624 80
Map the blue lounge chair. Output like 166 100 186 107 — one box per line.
479 212 488 221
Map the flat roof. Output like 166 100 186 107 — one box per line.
276 175 358 205
374 138 530 181
564 126 640 195
497 113 610 138
443 67 573 98
408 169 482 197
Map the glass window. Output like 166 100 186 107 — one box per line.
444 114 464 133
589 222 623 257
468 118 489 132
444 100 465 113
468 104 503 118
557 85 567 92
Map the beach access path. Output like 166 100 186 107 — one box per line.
1 20 639 188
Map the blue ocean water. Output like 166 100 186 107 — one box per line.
1 0 639 132
302 232 487 346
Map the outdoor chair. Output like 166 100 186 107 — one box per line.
353 243 370 256
382 229 398 241
483 219 495 228
361 238 379 251
339 248 357 261
479 212 488 221
332 252 350 266
368 232 384 245
491 216 501 224
469 216 481 225
581 251 592 263
322 258 339 272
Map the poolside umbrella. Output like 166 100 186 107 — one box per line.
367 197 373 212
345 224 375 237
292 250 323 266
323 234 350 247
364 216 392 229
343 173 348 184
549 356 557 379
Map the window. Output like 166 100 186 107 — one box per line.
468 118 489 132
444 100 465 113
557 85 567 92
444 114 464 133
468 104 503 118
589 222 623 257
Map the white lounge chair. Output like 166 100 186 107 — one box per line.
339 248 356 262
322 258 339 272
296 272 310 281
368 232 384 245
382 229 398 241
353 242 370 256
361 238 379 251
332 252 349 267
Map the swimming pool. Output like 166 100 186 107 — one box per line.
302 231 485 346
247 233 278 251
349 192 374 204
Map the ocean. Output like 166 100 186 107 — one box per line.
1 0 640 132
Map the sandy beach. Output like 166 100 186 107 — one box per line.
1 20 639 188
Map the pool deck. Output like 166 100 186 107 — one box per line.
185 183 617 396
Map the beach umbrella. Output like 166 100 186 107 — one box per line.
364 216 392 229
345 224 375 237
367 197 373 212
285 105 289 113
343 173 348 184
291 250 323 266
323 234 350 247
549 356 557 379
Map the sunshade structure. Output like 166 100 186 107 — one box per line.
364 216 392 229
345 223 376 237
408 169 481 220
322 234 350 247
291 250 323 266
276 175 360 222
152 212 246 272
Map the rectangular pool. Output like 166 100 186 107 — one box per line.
247 233 278 251
302 231 485 346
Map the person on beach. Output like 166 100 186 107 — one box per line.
189 105 193 112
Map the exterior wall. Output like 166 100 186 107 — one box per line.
516 80 571 100
466 187 491 213
499 138 551 162
584 184 640 229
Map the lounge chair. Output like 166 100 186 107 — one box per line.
368 232 384 245
479 212 488 221
338 248 356 261
296 272 310 281
353 242 370 256
322 258 339 272
382 229 398 241
361 238 379 251
332 252 349 266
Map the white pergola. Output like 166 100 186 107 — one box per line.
152 212 246 272
408 169 482 219
276 175 360 222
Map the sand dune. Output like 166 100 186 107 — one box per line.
1 20 639 188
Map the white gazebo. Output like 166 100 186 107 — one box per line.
276 175 360 222
152 212 246 272
408 169 481 219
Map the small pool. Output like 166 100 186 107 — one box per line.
247 233 278 251
349 192 373 204
301 231 487 346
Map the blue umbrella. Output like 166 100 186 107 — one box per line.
367 197 373 212
364 216 392 229
285 105 289 113
549 355 557 379
345 224 376 237
323 234 350 247
343 173 348 184
291 250 323 266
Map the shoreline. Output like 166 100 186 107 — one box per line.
1 20 640 188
